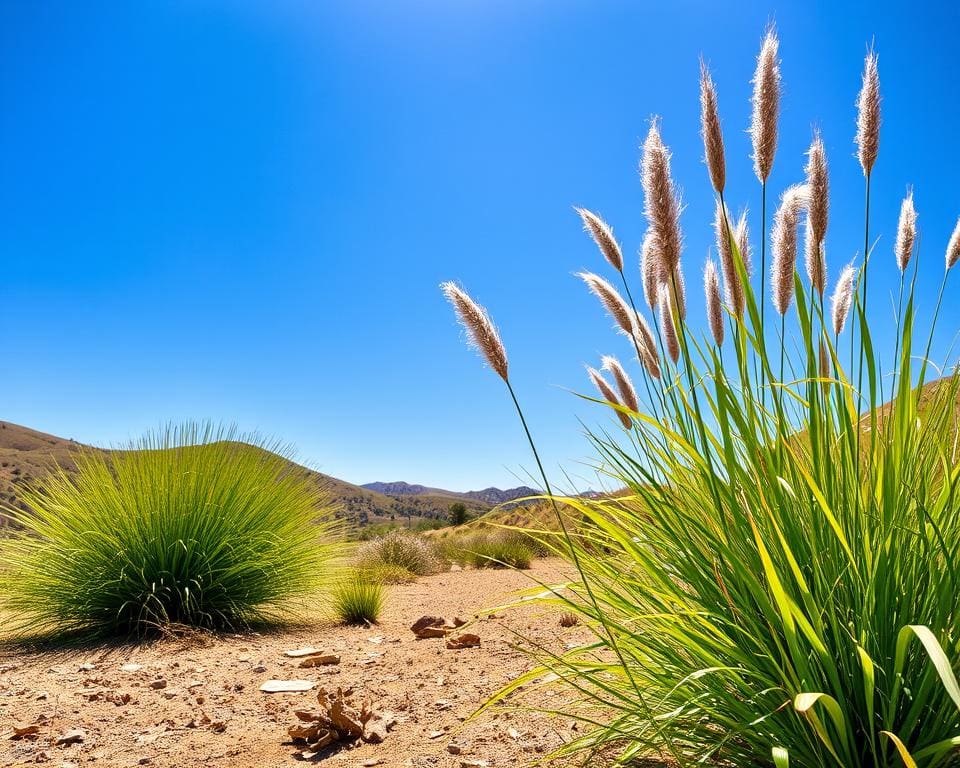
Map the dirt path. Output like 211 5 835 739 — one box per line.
1 560 587 768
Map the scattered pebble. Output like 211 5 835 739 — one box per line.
55 729 86 746
259 679 315 693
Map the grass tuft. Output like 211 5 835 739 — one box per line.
0 423 345 639
333 575 384 625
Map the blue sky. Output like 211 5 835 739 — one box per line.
2 1 958 492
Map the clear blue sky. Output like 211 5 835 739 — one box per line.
2 1 958 492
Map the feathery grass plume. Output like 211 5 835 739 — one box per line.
831 264 856 335
714 199 743 316
804 132 829 290
440 282 509 382
586 366 632 429
703 258 724 346
734 210 752 275
948 217 960 270
576 207 623 272
895 190 917 272
699 59 725 194
578 271 634 335
668 265 687 319
640 231 664 308
856 51 881 177
771 184 810 312
749 27 781 182
641 120 683 272
631 311 662 380
818 338 830 378
658 285 680 364
601 355 639 413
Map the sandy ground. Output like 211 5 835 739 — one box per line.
1 560 591 768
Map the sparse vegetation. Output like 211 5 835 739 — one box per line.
435 528 536 570
333 574 384 624
0 423 345 638
355 529 440 576
363 563 419 585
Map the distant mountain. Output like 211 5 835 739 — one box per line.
361 480 539 506
461 486 539 505
0 422 493 530
360 481 454 497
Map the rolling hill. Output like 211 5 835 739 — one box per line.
0 421 493 530
360 481 538 505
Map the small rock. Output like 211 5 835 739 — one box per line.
138 758 153 765
252 664 267 674
284 647 322 658
446 633 481 650
259 679 315 693
10 724 41 739
460 761 489 768
121 663 143 674
55 729 86 746
447 742 469 755
78 663 95 672
411 616 453 638
298 654 340 668
148 679 167 690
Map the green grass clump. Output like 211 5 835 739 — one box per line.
465 532 533 569
355 529 439 575
445 31 960 768
0 423 345 638
438 529 535 570
333 574 384 624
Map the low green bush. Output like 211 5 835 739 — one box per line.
0 423 344 637
333 575 384 624
355 529 439 576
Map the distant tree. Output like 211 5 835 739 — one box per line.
448 502 468 526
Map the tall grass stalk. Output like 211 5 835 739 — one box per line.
443 29 960 768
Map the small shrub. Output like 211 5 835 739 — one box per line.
448 502 469 526
0 423 345 637
333 575 384 624
447 530 534 570
355 530 439 576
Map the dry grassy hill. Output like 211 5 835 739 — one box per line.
0 421 492 530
